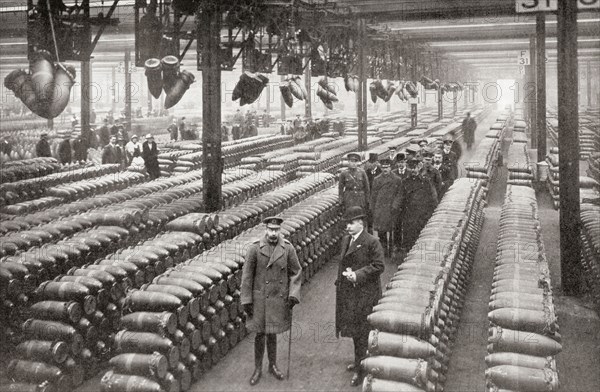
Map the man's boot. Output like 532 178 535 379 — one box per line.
250 334 265 386
266 334 284 380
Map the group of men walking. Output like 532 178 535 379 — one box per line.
333 135 461 386
239 133 463 388
339 135 460 258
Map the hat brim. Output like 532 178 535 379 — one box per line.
344 214 366 221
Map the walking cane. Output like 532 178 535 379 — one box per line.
287 308 293 380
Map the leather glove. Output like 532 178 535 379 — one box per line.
243 304 253 318
288 297 299 310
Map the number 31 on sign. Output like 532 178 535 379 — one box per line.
517 0 599 13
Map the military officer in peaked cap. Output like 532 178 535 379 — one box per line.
335 206 385 386
405 145 418 161
241 216 303 386
339 152 371 215
370 158 403 257
421 149 443 200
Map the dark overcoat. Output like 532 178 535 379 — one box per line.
335 230 385 338
241 235 302 334
370 172 403 232
399 174 438 250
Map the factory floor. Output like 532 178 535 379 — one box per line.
195 111 600 392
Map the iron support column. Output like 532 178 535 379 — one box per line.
536 13 547 161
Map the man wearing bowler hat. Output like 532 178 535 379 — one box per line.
339 153 370 214
370 158 403 257
241 216 303 386
364 153 382 192
393 152 409 180
335 206 385 386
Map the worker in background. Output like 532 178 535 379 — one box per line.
168 119 178 141
262 110 271 128
58 134 72 164
1 136 12 156
335 206 385 387
398 158 438 258
90 108 97 124
179 117 186 138
241 216 302 386
98 119 111 147
102 135 121 165
221 124 229 142
125 135 142 166
71 114 78 129
142 134 160 179
421 150 443 200
36 132 52 158
293 114 302 132
339 153 370 216
370 158 403 257
462 112 477 150
72 133 87 162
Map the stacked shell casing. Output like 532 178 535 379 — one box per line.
363 177 488 392
101 176 345 391
486 185 561 392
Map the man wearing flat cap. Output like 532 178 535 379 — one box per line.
398 158 438 255
335 206 385 386
241 216 302 386
339 153 370 216
370 159 403 257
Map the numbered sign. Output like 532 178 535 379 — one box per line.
517 50 530 65
519 65 526 75
516 0 599 13
117 62 136 74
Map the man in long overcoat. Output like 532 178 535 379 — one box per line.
392 153 408 253
36 133 51 157
142 134 160 179
57 135 72 164
370 159 403 256
241 216 303 386
399 158 438 254
335 206 385 386
339 153 370 214
462 112 477 150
